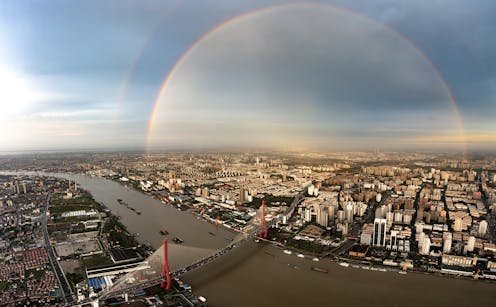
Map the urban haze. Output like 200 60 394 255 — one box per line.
0 1 495 307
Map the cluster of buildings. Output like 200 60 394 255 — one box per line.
0 167 212 306
0 175 63 305
64 152 496 281
350 166 496 278
1 151 495 304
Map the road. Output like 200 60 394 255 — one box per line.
330 238 357 256
42 194 74 304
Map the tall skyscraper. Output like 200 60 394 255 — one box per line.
389 230 398 250
443 232 452 254
317 207 328 227
327 205 336 220
239 187 246 203
201 187 209 198
453 218 463 232
386 212 394 226
420 237 431 255
418 231 425 249
372 218 387 247
467 236 476 252
345 202 353 223
304 207 312 222
478 221 488 236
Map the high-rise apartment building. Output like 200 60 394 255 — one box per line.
372 218 387 247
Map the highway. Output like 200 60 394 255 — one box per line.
96 191 305 301
42 194 74 304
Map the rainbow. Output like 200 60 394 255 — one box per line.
142 2 466 154
116 6 181 110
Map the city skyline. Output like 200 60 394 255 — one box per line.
1 151 496 306
0 0 495 151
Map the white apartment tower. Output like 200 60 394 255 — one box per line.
479 221 488 236
443 232 452 254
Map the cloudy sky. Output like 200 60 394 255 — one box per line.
0 0 494 152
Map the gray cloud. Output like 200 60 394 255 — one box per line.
0 0 494 151
150 4 461 150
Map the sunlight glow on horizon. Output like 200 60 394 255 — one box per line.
0 2 494 152
0 68 46 118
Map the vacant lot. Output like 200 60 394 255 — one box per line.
54 239 101 257
59 259 80 274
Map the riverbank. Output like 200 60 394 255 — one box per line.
182 242 496 307
258 235 496 286
4 171 496 307
0 171 239 268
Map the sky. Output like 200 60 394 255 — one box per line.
0 0 495 152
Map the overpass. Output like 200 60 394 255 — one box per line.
83 191 305 305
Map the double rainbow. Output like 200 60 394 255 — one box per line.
125 2 466 154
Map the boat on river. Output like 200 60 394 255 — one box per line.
311 267 328 273
173 237 184 244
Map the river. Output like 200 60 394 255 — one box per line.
1 171 237 270
3 171 495 306
182 242 496 306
